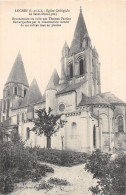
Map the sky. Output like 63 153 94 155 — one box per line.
0 0 126 101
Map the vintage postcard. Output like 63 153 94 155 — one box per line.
0 0 126 194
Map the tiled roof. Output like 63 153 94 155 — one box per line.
6 52 29 87
20 78 43 108
70 9 88 55
99 92 126 104
79 94 109 106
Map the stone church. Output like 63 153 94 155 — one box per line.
0 9 126 152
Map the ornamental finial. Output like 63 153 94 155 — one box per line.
80 6 82 13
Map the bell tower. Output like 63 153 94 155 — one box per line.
60 7 101 96
1 52 29 121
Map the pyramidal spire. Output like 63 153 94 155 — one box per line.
46 69 59 90
20 78 43 107
6 52 29 87
63 41 69 48
70 7 88 54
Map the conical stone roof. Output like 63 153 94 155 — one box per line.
46 69 59 90
20 78 42 108
6 52 29 87
70 8 88 54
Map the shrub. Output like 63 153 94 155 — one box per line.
48 177 70 186
0 139 54 194
33 147 88 166
0 175 14 194
35 181 53 191
38 164 54 173
85 149 126 195
85 149 111 179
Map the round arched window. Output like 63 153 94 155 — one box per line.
118 116 124 132
59 104 65 112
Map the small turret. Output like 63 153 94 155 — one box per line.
45 69 59 114
60 41 69 84
62 41 69 57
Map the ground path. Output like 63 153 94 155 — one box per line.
10 163 97 195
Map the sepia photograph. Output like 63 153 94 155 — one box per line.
0 0 126 194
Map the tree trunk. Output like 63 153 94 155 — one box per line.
47 136 51 149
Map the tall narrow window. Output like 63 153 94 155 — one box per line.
83 59 86 74
93 125 96 148
17 114 19 124
3 100 6 111
69 64 73 78
71 122 77 137
4 91 6 97
79 59 84 75
86 39 88 47
26 127 30 139
8 90 10 96
118 116 124 132
14 86 18 95
6 99 10 118
24 89 27 97
22 113 24 122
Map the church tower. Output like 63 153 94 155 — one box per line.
60 7 101 97
1 52 29 121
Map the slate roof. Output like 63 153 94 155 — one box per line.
99 92 126 105
6 52 29 87
46 69 59 90
20 78 43 108
70 8 88 55
79 94 110 106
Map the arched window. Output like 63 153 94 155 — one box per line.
3 100 6 111
22 113 24 122
14 86 18 95
83 59 86 74
71 122 77 137
6 99 10 118
79 59 86 75
86 39 88 47
26 127 30 140
93 125 96 148
69 63 73 78
118 116 124 132
79 59 84 75
4 91 7 97
17 114 19 124
8 90 10 96
24 89 27 97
